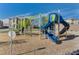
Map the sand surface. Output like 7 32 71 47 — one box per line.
0 25 79 55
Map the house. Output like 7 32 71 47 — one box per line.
66 18 79 25
0 20 3 28
65 18 79 31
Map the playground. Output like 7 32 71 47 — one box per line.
0 13 79 55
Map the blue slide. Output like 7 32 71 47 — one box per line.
41 13 70 44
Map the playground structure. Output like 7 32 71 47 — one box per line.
41 13 70 44
9 13 70 44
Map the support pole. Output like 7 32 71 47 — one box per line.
58 10 60 40
29 17 32 36
39 14 42 39
9 18 13 55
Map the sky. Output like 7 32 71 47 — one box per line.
0 3 79 20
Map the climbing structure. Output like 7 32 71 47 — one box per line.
41 13 70 44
